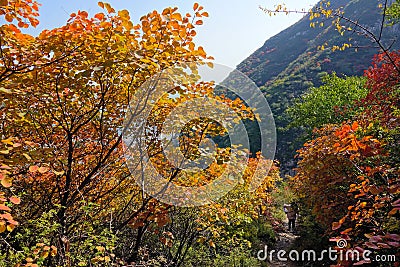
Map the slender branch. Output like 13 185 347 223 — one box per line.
378 0 389 42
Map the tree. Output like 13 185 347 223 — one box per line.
1 1 217 265
259 1 400 265
287 73 367 135
0 0 40 239
292 51 400 266
1 2 280 266
386 0 400 25
0 1 63 266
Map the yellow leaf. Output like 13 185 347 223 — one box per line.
1 137 14 145
6 224 15 232
104 3 114 14
1 177 12 188
96 246 105 252
0 222 5 233
54 170 65 176
40 251 49 259
50 246 57 256
171 13 182 21
23 153 32 160
118 9 130 20
98 1 104 8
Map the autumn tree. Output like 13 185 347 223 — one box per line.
0 0 39 244
292 49 399 266
0 1 64 266
0 1 220 265
260 1 400 265
1 1 281 266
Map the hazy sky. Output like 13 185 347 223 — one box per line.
26 0 319 67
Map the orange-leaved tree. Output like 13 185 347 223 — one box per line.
0 0 40 239
1 1 218 265
293 51 399 266
2 1 280 265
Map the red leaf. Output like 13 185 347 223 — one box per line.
385 234 400 241
1 213 12 221
370 235 383 243
377 242 391 249
365 242 379 249
0 204 11 212
354 260 371 265
94 13 104 21
387 242 400 247
9 196 20 205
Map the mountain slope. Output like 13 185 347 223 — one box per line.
237 0 400 172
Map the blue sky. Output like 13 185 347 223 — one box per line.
27 0 319 67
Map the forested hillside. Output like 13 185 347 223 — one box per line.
238 0 400 172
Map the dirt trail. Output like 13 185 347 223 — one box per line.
268 220 299 267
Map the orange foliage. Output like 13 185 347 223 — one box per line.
294 51 400 265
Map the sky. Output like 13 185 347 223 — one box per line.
26 0 320 67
